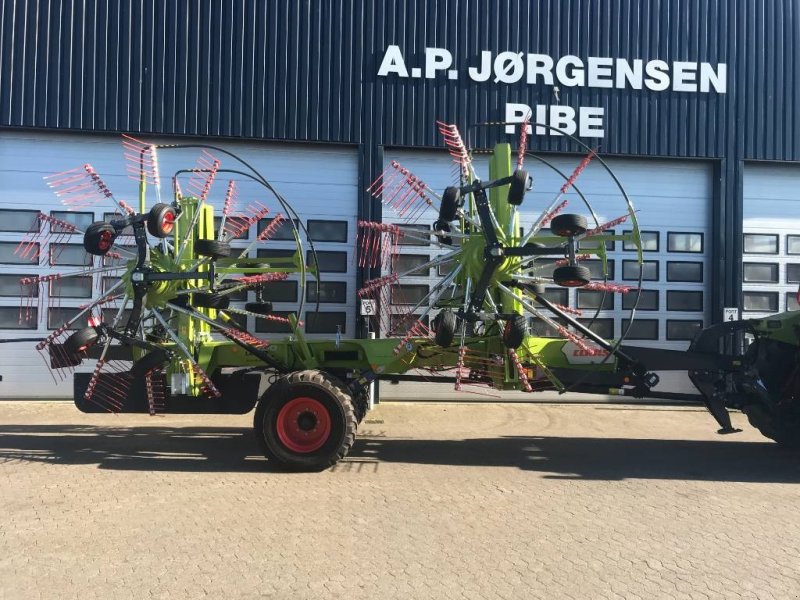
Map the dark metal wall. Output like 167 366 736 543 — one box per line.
1 0 797 161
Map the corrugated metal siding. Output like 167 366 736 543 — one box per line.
0 0 798 159
0 0 362 142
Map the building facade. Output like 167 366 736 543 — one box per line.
0 0 798 396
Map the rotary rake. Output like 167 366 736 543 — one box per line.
14 123 800 471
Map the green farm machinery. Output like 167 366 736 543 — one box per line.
17 124 800 470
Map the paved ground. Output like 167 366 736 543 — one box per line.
0 400 799 600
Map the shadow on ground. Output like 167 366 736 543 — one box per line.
0 423 798 482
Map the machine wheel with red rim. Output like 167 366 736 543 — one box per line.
254 370 357 471
146 203 178 238
63 327 100 361
552 265 591 288
83 222 117 256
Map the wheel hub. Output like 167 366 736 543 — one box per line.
276 397 332 453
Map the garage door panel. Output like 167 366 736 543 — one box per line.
0 132 358 398
383 150 712 394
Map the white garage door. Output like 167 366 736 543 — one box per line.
0 131 358 398
381 149 713 394
742 163 800 318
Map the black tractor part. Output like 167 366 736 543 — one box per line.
192 292 231 310
438 186 461 222
502 314 528 349
146 203 177 238
83 222 116 256
433 219 454 246
245 301 274 315
254 370 357 471
551 213 588 237
433 309 457 347
507 169 529 206
194 239 232 259
552 265 591 288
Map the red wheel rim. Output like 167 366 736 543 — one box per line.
98 230 113 250
161 211 175 234
560 280 587 287
276 397 332 453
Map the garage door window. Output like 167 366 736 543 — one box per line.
583 259 614 280
0 274 35 296
667 261 703 283
622 289 659 311
216 216 250 239
744 234 778 254
624 230 658 252
667 290 704 311
0 209 39 233
787 293 799 311
255 311 293 333
257 218 299 241
48 307 89 330
0 307 37 329
621 319 659 340
788 236 800 255
258 280 298 303
305 311 346 334
787 264 800 284
577 289 614 310
667 320 704 341
306 251 347 273
0 241 37 264
307 281 347 303
577 318 614 339
743 263 779 283
50 276 93 298
667 232 703 253
393 254 430 276
541 288 569 306
397 224 431 246
623 260 658 281
51 211 93 233
743 291 778 312
391 284 429 305
50 244 92 266
307 220 347 243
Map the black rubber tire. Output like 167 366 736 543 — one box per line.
130 350 168 377
146 203 177 238
507 169 529 206
83 222 116 256
742 404 800 449
433 310 457 347
194 239 232 259
553 265 591 288
63 327 100 358
502 314 528 349
352 387 369 425
439 186 461 222
192 292 231 310
433 219 453 246
551 213 588 237
245 301 274 315
254 370 357 471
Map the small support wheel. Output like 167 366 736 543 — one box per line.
254 370 357 471
245 301 274 315
83 222 116 256
438 187 461 222
502 314 528 349
63 327 100 360
194 239 232 259
553 265 591 288
550 214 588 237
146 203 177 238
433 309 457 347
507 169 529 206
192 292 231 310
